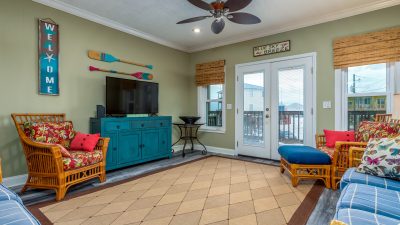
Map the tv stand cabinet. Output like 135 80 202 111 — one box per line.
90 116 172 171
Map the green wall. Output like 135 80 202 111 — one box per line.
188 5 400 150
1 1 400 178
0 0 192 177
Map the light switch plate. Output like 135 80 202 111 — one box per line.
227 104 232 110
323 101 332 109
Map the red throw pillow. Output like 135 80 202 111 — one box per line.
323 129 355 148
70 132 100 152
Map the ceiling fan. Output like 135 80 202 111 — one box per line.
177 0 261 34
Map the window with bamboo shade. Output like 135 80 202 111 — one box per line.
333 27 400 69
196 60 225 86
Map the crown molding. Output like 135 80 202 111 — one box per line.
187 0 400 52
32 0 400 53
32 0 189 52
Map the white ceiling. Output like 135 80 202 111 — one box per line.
34 0 400 52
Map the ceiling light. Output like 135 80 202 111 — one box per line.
193 28 201 33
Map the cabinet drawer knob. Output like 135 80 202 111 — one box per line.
141 124 144 127
116 125 120 129
162 141 166 144
160 122 163 126
113 147 117 151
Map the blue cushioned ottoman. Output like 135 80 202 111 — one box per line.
278 145 331 165
278 145 331 188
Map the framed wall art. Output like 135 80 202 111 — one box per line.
253 40 290 57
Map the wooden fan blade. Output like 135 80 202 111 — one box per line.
224 0 252 12
211 19 225 34
227 12 261 24
188 0 212 10
177 16 211 24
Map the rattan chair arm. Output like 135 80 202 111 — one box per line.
331 141 368 169
349 147 366 167
315 134 326 148
96 137 110 161
19 135 64 172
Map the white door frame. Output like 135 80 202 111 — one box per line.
235 52 317 158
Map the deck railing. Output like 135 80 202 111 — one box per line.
207 111 223 127
348 110 386 130
279 111 304 144
241 110 305 144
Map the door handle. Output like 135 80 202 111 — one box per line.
265 114 270 118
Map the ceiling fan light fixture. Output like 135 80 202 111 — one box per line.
193 28 201 33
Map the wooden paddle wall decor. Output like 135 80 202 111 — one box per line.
89 66 153 80
88 50 153 69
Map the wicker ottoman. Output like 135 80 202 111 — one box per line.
278 145 331 188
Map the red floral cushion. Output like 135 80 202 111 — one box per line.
355 121 400 142
24 121 75 148
70 132 100 152
62 150 103 170
318 146 335 159
323 129 355 148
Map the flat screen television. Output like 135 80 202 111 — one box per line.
106 77 159 115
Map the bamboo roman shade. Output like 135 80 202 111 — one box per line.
333 27 400 69
196 60 225 86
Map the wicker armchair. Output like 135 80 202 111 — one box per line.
11 113 109 201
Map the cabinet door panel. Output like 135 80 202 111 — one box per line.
118 131 141 164
159 128 170 154
104 133 118 169
142 129 160 158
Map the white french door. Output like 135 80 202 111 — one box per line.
236 54 315 160
236 63 271 158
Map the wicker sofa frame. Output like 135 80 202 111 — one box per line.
11 113 109 201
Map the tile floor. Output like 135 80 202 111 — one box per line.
39 156 314 225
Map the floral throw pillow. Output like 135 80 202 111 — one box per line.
356 137 400 180
355 121 400 142
24 121 75 148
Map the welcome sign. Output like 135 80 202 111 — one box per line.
38 19 59 95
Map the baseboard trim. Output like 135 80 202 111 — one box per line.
3 174 27 188
172 144 236 156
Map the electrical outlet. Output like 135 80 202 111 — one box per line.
323 101 332 109
227 104 232 110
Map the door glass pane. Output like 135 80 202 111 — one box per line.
243 72 264 146
279 68 304 144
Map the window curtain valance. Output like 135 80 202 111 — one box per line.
333 27 400 69
195 60 225 86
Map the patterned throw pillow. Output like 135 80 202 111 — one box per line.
356 137 400 180
24 121 75 148
35 142 72 158
355 121 400 142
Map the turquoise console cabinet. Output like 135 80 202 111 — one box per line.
90 116 172 171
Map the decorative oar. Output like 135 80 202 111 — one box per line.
89 66 153 80
88 50 153 69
